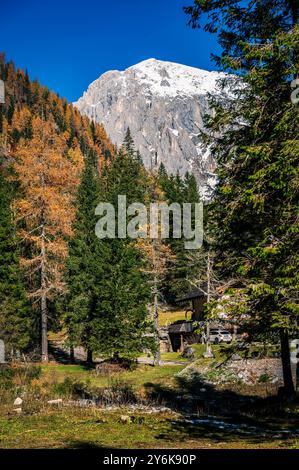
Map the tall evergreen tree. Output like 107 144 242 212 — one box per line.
184 0 298 69
123 127 135 155
0 169 32 352
66 139 155 362
65 151 110 363
158 170 202 299
96 139 154 360
185 1 299 395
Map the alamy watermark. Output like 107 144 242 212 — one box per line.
291 78 299 105
0 79 5 104
290 339 299 365
95 195 203 249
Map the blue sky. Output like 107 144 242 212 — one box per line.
1 0 219 102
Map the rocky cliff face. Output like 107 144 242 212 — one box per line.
74 59 225 198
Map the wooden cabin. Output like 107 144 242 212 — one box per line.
166 288 241 351
166 288 207 352
176 288 207 321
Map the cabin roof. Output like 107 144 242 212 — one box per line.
176 288 206 303
168 321 194 334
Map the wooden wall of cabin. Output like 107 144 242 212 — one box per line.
191 296 206 321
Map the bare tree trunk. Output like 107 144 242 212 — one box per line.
280 329 295 397
295 321 299 393
69 345 75 364
86 348 93 364
41 296 48 362
153 275 161 366
290 0 298 26
233 324 237 341
180 334 184 353
204 249 213 358
40 147 48 363
41 224 48 362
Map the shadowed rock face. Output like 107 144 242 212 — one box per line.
74 59 226 199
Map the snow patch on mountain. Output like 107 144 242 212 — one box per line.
127 58 224 98
74 59 226 199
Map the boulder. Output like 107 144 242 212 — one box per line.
181 347 195 359
203 347 214 359
119 415 131 424
13 397 23 406
13 408 22 414
231 354 242 361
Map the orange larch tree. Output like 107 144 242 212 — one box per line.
12 115 83 361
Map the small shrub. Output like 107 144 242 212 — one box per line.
258 373 271 383
52 378 91 398
0 367 14 390
22 397 43 415
0 367 14 381
11 364 42 386
107 379 136 405
26 365 42 381
51 375 137 405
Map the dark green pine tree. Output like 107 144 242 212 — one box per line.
158 162 167 179
158 170 202 300
184 0 298 70
123 127 135 154
122 127 144 164
94 138 154 360
105 141 148 206
185 0 299 396
0 169 32 352
65 151 111 363
90 237 153 360
66 138 154 362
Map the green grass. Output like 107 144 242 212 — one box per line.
139 352 189 363
41 363 185 390
1 361 298 449
192 343 233 361
0 408 297 449
140 343 231 364
158 310 187 327
41 364 85 373
160 352 188 362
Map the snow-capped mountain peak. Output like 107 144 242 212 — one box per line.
74 59 225 198
127 58 224 98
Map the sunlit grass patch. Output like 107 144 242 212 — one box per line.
158 309 187 327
